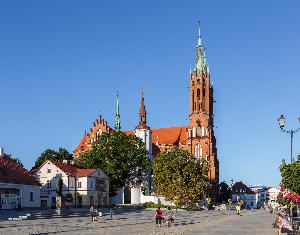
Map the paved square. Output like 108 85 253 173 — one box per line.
0 209 277 234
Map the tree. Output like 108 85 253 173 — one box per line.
77 131 149 196
152 147 209 204
32 148 73 170
280 157 300 194
218 181 231 203
5 154 24 168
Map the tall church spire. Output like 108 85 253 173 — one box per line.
115 93 121 131
196 23 203 72
197 24 202 48
136 90 149 129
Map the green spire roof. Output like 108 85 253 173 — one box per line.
196 23 203 72
203 49 207 67
197 25 202 48
115 93 121 131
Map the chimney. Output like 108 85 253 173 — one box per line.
62 160 68 164
0 148 4 156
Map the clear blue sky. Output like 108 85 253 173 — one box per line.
1 0 299 188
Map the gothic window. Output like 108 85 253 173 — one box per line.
192 127 196 137
197 89 200 111
194 144 199 159
197 89 200 98
196 126 201 137
201 127 205 136
188 129 192 138
199 145 203 158
192 91 195 111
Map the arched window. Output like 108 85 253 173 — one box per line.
199 145 203 158
192 91 195 111
196 89 200 110
196 125 201 137
194 144 199 159
201 127 205 136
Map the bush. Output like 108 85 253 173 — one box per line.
143 201 166 208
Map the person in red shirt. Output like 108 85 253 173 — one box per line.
155 207 163 227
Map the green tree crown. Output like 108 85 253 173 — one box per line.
153 146 209 203
77 131 149 196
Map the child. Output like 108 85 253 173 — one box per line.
155 207 163 227
165 207 175 227
92 207 98 222
98 211 102 221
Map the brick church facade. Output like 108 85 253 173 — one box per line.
73 28 219 201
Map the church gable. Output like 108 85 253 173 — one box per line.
73 115 113 157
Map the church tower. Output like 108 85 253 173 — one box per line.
115 93 121 131
134 90 152 159
188 27 219 201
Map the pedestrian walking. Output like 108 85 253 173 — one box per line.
155 207 163 227
236 203 241 215
92 207 98 222
98 211 102 221
165 207 175 227
89 205 94 221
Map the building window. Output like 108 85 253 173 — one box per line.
199 145 203 158
47 180 51 188
192 91 195 111
78 181 82 188
194 144 199 159
70 180 74 188
196 126 201 137
188 129 192 138
90 180 93 189
30 192 33 201
47 168 51 173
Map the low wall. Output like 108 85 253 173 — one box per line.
140 194 174 206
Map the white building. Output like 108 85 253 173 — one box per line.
0 148 40 209
34 160 109 208
111 92 154 205
267 187 280 206
231 181 257 208
249 185 268 208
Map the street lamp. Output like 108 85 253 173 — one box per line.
277 114 300 163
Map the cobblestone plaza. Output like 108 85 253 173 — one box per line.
0 209 277 235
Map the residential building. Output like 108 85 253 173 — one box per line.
231 181 256 209
249 185 268 207
0 148 40 209
34 160 109 208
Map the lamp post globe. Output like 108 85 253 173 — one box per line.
277 115 300 164
278 115 285 129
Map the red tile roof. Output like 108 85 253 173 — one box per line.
232 181 255 195
0 156 40 186
125 126 188 145
38 160 97 177
152 126 188 145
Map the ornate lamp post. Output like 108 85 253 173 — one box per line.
277 115 300 164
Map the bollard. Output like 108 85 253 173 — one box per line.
110 209 113 219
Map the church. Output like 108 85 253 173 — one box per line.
73 27 219 203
